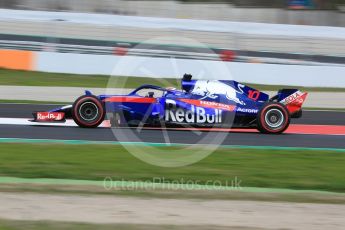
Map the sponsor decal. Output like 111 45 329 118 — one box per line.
281 91 306 105
248 90 260 101
178 99 236 112
36 112 65 121
236 107 258 114
280 91 308 114
191 80 245 105
165 100 222 124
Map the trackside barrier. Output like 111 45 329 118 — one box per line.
34 51 345 88
1 49 344 87
0 49 34 70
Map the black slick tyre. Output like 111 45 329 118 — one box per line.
72 95 105 128
257 102 290 134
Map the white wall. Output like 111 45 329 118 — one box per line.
1 9 344 56
13 0 345 27
1 21 342 56
1 9 344 39
36 52 345 87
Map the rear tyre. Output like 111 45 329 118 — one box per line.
72 95 105 128
257 102 290 134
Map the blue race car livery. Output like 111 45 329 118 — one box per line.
32 74 308 134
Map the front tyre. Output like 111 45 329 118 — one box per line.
257 102 290 134
72 95 105 128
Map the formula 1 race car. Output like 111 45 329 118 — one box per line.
32 74 308 134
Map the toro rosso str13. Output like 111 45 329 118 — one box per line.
32 74 308 134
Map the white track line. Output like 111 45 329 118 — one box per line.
0 118 111 128
0 118 77 127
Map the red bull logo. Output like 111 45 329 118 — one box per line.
36 112 65 121
165 100 222 124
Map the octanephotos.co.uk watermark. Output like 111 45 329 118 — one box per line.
103 176 242 191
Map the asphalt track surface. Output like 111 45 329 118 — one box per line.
0 103 344 148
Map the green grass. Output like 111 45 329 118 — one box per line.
0 219 224 230
0 69 179 89
0 143 345 192
0 99 67 105
0 69 108 88
1 69 345 92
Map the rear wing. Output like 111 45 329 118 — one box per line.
275 89 308 114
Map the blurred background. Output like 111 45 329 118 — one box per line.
0 0 344 87
0 0 345 26
1 0 344 26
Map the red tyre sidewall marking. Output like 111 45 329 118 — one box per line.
73 97 104 127
260 104 289 133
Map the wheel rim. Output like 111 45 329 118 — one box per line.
264 108 284 129
79 102 99 121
